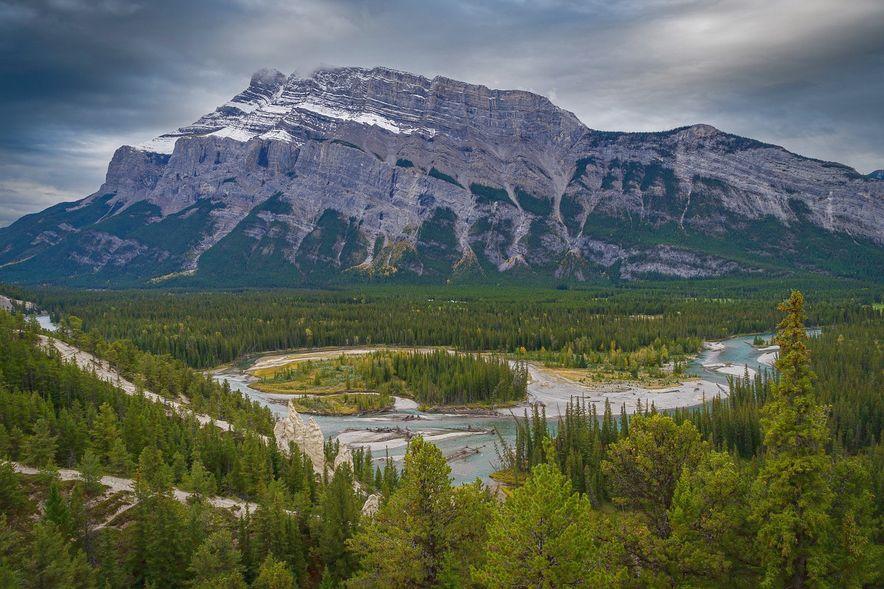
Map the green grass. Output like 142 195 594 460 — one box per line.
288 392 393 415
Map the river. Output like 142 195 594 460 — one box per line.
211 332 792 483
33 311 796 483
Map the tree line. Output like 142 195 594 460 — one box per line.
354 351 527 406
32 280 878 368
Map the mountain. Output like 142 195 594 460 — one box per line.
868 170 884 180
1 66 882 286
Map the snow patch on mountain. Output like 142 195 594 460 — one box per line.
135 135 180 154
294 101 403 133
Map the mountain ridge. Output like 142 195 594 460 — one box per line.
1 65 881 286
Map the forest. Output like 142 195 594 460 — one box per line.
28 278 879 368
0 283 881 588
260 351 527 407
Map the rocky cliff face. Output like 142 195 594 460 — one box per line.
274 399 352 474
1 66 881 285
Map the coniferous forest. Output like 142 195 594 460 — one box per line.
0 281 881 588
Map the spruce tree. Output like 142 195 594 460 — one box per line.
77 448 104 496
22 418 57 468
23 521 95 589
667 450 757 586
44 480 73 539
249 480 306 584
751 291 833 588
188 529 246 587
0 461 25 516
314 463 361 583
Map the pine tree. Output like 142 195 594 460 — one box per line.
474 463 619 587
22 418 57 468
751 291 833 588
249 480 306 584
23 521 95 588
252 555 294 589
77 448 104 496
134 446 172 496
667 450 757 586
182 458 218 500
44 480 74 539
92 403 121 464
0 461 25 517
0 516 23 588
130 492 189 588
348 436 490 588
314 463 361 582
188 529 246 587
603 414 705 537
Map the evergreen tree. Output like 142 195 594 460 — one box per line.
92 403 121 464
474 463 621 587
0 516 23 588
182 458 217 500
667 450 758 586
751 291 833 588
314 463 361 583
348 436 490 588
249 480 306 584
77 448 104 496
603 413 705 537
135 446 172 496
188 529 247 587
252 555 294 589
826 456 880 587
129 491 190 588
22 521 95 589
0 461 25 516
107 438 133 477
44 480 74 539
22 418 57 469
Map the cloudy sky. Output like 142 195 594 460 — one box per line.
1 0 882 226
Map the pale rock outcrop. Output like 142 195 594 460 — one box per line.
361 493 381 517
334 444 354 471
274 400 326 471
274 399 353 474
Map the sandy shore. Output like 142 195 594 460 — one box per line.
507 363 728 417
243 346 732 419
700 363 758 378
756 345 780 366
248 345 445 372
336 427 488 451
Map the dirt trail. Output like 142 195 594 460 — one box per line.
40 335 240 432
11 462 260 522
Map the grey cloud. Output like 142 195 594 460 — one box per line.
0 0 881 226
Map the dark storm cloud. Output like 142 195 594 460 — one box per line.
1 0 882 226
